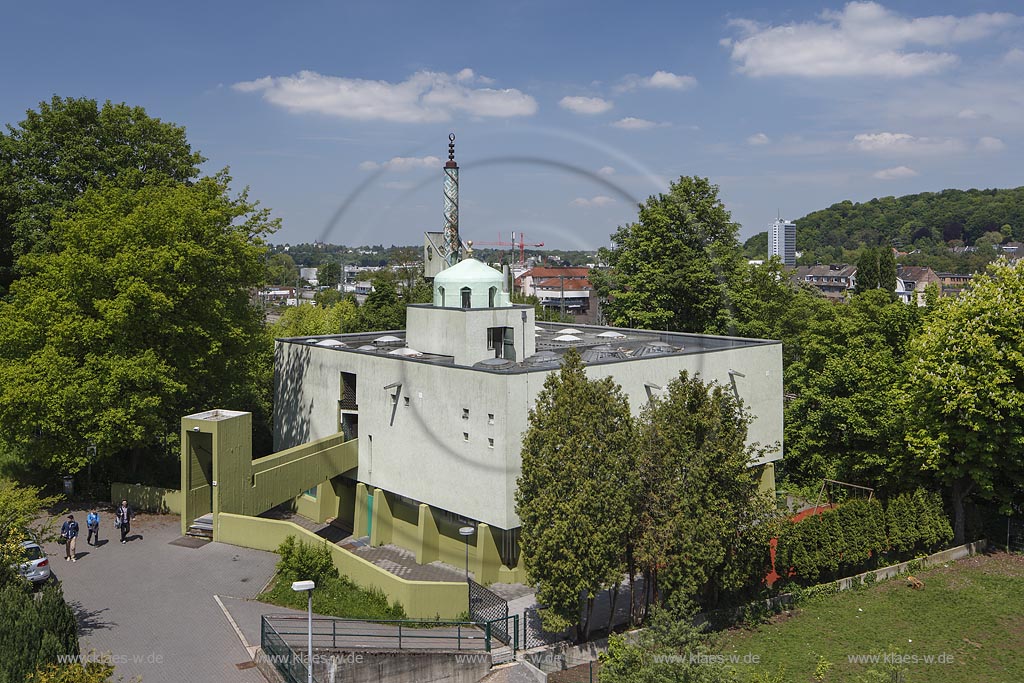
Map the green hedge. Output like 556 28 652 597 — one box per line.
777 488 953 586
0 583 79 683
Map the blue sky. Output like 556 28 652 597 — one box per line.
3 1 1023 250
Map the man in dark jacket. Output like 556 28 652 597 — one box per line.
115 500 134 544
60 514 80 561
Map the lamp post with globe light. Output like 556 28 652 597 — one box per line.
292 580 315 683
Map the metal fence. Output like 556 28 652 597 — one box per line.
1009 517 1024 554
261 613 517 682
469 578 510 643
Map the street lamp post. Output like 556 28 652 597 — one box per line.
458 526 475 581
292 580 315 683
458 526 475 619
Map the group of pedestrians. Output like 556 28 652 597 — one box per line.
59 500 135 562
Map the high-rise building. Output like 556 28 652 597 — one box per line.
769 218 796 267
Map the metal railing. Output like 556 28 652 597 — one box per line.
261 613 520 682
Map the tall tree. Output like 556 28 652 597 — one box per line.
634 371 775 613
0 96 204 292
0 174 277 474
783 289 921 488
904 258 1024 543
854 247 880 294
591 176 745 334
516 350 634 640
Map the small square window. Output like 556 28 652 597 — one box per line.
404 396 410 407
462 408 470 420
463 432 469 442
487 413 495 424
488 438 494 448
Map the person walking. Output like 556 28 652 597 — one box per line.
60 514 79 562
86 509 100 546
115 500 134 544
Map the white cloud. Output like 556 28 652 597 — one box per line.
233 69 537 123
570 196 616 207
360 156 441 172
957 108 979 119
747 133 771 145
647 70 697 90
873 165 918 180
852 131 965 154
978 136 1006 151
611 117 666 130
723 2 1021 78
598 166 616 176
558 96 613 115
1004 47 1024 64
616 71 697 92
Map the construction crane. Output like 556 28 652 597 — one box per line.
470 232 545 265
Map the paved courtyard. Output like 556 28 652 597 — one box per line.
43 507 280 683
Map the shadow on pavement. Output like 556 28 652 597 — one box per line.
67 600 115 637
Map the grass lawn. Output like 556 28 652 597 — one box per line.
259 573 407 621
716 551 1024 682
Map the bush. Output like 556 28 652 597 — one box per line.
276 535 338 585
0 582 79 683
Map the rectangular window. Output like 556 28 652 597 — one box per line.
488 413 495 424
463 408 470 420
339 372 357 410
488 438 494 449
303 486 317 500
487 327 516 360
404 396 411 407
463 432 469 442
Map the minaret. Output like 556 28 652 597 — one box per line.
443 133 460 266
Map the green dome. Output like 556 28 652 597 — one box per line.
433 259 510 308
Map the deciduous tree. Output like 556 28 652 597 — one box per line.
591 176 745 334
0 175 277 475
904 259 1024 543
0 96 204 292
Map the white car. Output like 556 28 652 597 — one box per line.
16 540 52 586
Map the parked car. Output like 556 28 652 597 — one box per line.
15 540 52 586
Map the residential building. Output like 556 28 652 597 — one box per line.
937 272 972 296
515 266 595 322
792 264 858 300
897 266 941 306
769 218 797 267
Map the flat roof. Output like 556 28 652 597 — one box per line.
277 322 779 374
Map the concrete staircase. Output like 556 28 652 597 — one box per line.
186 513 213 539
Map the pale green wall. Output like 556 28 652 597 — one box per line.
359 483 526 585
217 512 467 619
180 410 357 536
111 483 182 514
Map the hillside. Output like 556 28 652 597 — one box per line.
743 187 1024 267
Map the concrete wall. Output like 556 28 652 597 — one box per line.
110 483 182 514
310 651 491 683
406 304 536 365
217 512 468 619
274 332 783 533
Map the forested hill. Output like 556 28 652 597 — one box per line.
744 187 1024 265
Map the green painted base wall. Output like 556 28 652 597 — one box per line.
111 483 182 514
217 512 467 619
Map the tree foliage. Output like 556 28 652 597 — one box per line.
0 96 204 293
592 176 745 334
778 188 1024 265
0 175 277 474
0 582 80 683
0 479 59 581
516 350 634 639
904 258 1024 543
782 290 922 489
635 371 776 612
